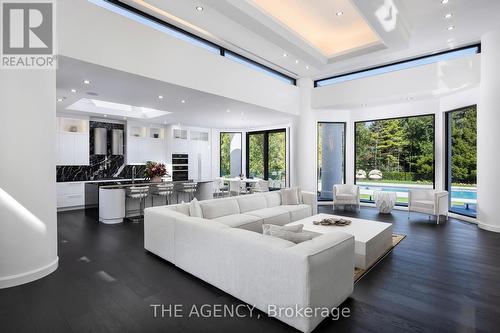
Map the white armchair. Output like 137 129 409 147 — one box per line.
408 189 449 224
333 184 360 212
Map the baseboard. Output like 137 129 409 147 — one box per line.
0 257 59 289
478 222 500 233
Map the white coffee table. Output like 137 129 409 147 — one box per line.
287 213 393 269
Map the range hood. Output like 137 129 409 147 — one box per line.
93 128 107 155
111 129 124 155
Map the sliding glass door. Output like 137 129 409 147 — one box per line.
355 115 435 205
445 106 477 217
220 132 242 177
247 129 286 189
317 122 346 201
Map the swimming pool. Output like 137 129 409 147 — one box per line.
358 184 477 201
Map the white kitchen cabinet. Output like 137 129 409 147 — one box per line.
126 134 167 164
57 182 85 210
56 117 89 166
57 132 89 166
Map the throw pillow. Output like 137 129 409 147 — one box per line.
281 188 299 205
262 223 303 235
189 198 203 218
269 230 313 244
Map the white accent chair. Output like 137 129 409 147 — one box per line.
333 185 360 212
408 189 449 224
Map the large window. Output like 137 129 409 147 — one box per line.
355 115 435 205
317 122 346 201
247 129 286 190
446 106 477 217
220 132 242 177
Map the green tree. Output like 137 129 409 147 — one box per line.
220 133 231 177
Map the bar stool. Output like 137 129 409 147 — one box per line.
179 182 197 202
126 186 150 222
151 183 174 206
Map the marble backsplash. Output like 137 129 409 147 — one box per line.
56 121 147 182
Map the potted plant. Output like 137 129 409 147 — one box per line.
145 161 167 183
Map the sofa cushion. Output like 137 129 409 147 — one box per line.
167 203 190 216
236 194 267 213
246 207 290 226
412 200 434 210
200 198 240 219
280 204 312 222
281 188 299 205
266 230 314 244
262 191 281 207
213 214 263 233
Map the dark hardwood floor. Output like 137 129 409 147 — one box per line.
1 206 500 333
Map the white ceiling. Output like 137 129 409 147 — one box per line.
56 56 294 129
120 0 500 79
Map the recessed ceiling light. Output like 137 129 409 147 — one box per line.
57 97 65 102
103 114 108 118
123 117 127 120
444 13 452 19
226 109 231 113
441 0 449 4
70 89 77 93
362 103 367 107
195 6 203 11
158 95 164 99
305 65 310 70
181 99 186 104
283 52 288 57
83 80 91 85
336 11 344 16
447 25 455 31
407 97 413 101
295 60 299 64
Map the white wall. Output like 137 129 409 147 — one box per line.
0 70 58 288
312 54 480 109
57 0 300 115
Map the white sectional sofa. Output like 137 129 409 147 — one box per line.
144 191 355 333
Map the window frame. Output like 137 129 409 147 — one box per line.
316 122 347 202
314 44 481 88
354 114 436 206
219 132 243 178
246 128 287 188
444 105 477 218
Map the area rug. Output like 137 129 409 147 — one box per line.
354 234 406 283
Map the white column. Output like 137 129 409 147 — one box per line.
0 69 58 288
296 78 317 192
478 31 500 232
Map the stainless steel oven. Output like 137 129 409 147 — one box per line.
172 154 189 181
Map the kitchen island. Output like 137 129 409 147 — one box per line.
92 179 214 224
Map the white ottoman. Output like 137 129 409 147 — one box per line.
374 191 397 213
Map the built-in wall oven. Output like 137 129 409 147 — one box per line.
172 154 189 181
